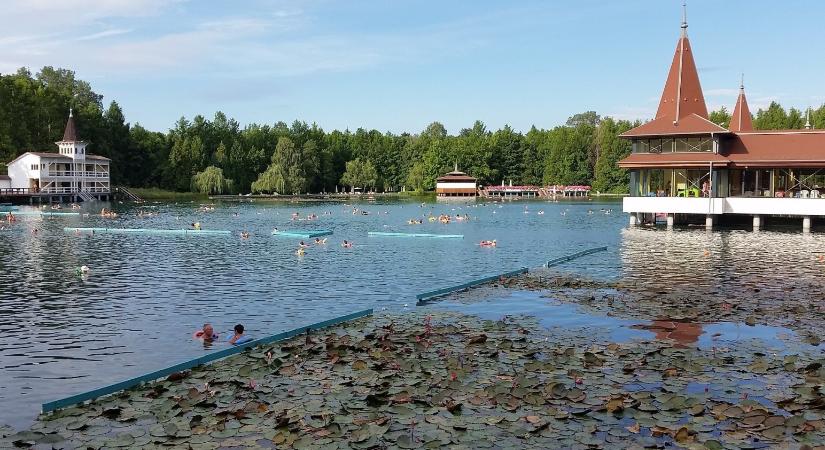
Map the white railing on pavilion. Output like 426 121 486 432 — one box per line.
46 171 109 178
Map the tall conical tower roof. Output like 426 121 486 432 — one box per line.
621 4 727 137
655 4 708 122
62 108 78 142
729 76 753 132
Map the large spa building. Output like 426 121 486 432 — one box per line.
620 11 825 230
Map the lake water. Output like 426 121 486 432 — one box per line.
1 197 823 428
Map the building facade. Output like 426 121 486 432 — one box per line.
5 110 110 200
436 166 478 197
619 11 825 230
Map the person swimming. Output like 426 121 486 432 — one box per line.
479 240 497 247
314 238 327 245
228 324 246 345
341 240 353 248
296 247 306 256
240 231 250 239
191 222 201 230
194 323 218 341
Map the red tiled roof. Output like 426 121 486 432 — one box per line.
726 131 825 167
620 29 731 138
655 35 708 122
618 152 730 168
437 170 476 182
729 87 753 132
621 114 729 137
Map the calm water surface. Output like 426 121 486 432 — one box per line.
1 198 823 428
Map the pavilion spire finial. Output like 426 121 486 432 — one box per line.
805 107 813 130
740 73 744 91
454 162 458 172
680 1 688 37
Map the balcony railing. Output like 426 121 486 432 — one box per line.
46 171 109 178
39 187 110 194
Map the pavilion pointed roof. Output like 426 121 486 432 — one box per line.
61 109 78 142
729 81 753 132
622 10 727 138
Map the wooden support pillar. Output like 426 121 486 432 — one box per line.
705 215 714 230
629 213 638 227
753 215 761 231
666 214 674 229
803 216 812 232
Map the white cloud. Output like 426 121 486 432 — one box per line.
75 29 132 41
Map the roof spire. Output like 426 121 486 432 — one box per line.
680 1 688 37
454 162 458 172
729 76 753 132
805 107 812 130
62 109 78 142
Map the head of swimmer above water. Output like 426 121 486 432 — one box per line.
202 323 216 339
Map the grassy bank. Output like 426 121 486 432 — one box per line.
128 188 208 201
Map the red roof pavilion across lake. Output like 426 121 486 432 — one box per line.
619 6 825 231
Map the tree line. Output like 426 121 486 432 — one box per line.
2 67 824 195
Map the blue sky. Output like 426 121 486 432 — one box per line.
2 0 823 134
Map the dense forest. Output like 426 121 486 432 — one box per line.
2 67 824 195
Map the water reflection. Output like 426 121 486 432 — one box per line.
634 320 703 346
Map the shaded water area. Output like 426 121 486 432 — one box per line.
2 197 825 439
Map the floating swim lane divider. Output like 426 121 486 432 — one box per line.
64 227 231 236
41 308 373 413
416 267 528 305
368 232 464 239
12 211 80 216
271 230 333 238
545 246 608 268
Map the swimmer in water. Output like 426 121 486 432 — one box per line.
240 231 250 239
296 247 306 256
341 240 353 248
194 323 218 342
479 240 497 247
299 240 310 248
228 324 246 345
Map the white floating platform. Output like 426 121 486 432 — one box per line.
12 212 80 216
271 230 333 238
64 227 231 236
368 231 464 239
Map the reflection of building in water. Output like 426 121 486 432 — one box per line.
620 228 825 304
619 6 825 232
639 320 703 346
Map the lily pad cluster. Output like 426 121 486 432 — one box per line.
500 270 825 344
7 310 825 449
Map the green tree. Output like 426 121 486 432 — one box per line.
709 107 731 128
191 166 232 194
340 158 378 192
593 118 635 192
251 163 286 194
406 161 426 192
